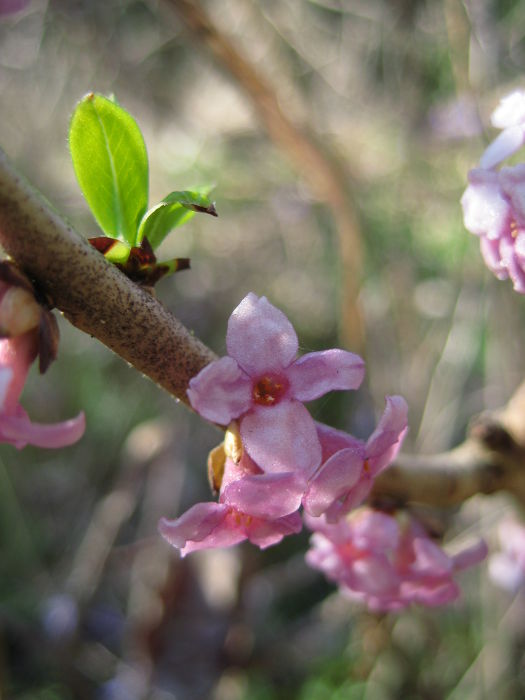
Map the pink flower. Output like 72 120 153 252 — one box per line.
488 517 525 592
159 451 303 556
461 165 525 292
305 509 488 611
303 396 408 522
187 293 365 476
0 332 85 448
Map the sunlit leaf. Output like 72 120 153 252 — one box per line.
137 188 217 249
69 93 149 244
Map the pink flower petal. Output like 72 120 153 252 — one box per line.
287 350 365 402
400 580 459 607
501 238 525 293
187 356 252 424
0 333 37 412
0 411 85 449
158 502 240 555
461 170 511 240
351 510 400 552
324 476 372 523
241 400 321 475
491 90 525 129
316 421 362 461
303 447 364 517
451 539 488 571
480 125 525 169
349 554 400 595
226 293 298 375
480 237 507 278
246 512 303 548
366 395 408 474
500 164 525 224
411 537 453 576
221 471 305 519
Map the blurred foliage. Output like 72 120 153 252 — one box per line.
3 0 525 698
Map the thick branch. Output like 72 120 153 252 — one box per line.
0 148 217 405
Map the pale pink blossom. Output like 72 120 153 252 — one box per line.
0 332 85 449
305 509 487 611
489 517 525 592
303 396 408 522
159 451 303 556
461 165 525 292
187 293 364 475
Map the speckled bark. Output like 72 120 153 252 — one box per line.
0 148 217 406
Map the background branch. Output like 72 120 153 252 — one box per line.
166 0 365 351
373 380 525 509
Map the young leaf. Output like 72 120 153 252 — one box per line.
137 188 217 249
69 93 149 245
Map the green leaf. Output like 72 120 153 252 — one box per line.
137 188 217 250
69 92 149 245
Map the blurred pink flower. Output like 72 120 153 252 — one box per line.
159 450 303 556
0 332 85 448
489 517 525 592
461 165 525 292
305 509 487 611
0 0 29 16
303 396 408 522
188 293 364 475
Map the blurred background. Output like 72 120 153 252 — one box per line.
2 0 525 697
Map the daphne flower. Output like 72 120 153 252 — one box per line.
0 332 85 448
305 509 487 611
488 517 525 592
159 450 303 556
461 165 525 292
303 396 408 522
188 293 365 475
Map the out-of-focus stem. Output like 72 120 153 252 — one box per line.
0 147 217 405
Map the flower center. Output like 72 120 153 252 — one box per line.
252 374 288 406
511 219 519 239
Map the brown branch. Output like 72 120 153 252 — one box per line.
0 147 217 406
372 380 525 508
166 0 365 351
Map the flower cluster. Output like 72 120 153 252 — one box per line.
461 90 525 292
305 509 488 611
160 293 487 611
0 266 85 449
